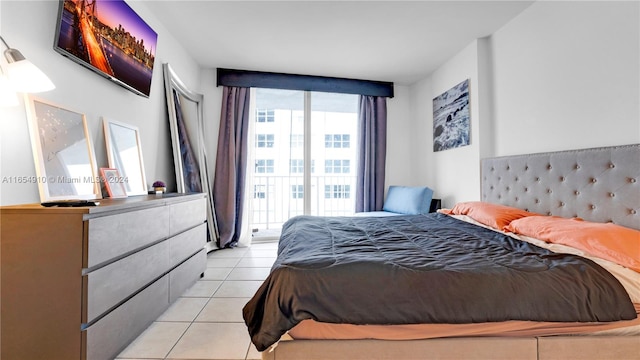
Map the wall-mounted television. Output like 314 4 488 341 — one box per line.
54 0 158 97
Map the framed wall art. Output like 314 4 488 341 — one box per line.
433 79 470 152
25 96 101 202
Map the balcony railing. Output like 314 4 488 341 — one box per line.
250 175 357 232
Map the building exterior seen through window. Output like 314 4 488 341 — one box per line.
251 89 358 237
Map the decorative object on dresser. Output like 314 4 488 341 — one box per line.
433 79 470 152
0 194 208 360
152 180 167 193
25 96 101 202
99 167 127 198
164 63 219 246
103 118 148 196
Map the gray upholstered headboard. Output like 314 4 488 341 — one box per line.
481 144 639 230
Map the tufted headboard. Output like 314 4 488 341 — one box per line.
481 144 639 230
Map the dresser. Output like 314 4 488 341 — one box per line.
0 193 207 360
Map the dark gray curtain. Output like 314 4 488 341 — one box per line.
213 87 251 248
356 95 387 212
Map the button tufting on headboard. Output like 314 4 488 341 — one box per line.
481 144 640 230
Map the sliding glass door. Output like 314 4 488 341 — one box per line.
250 88 358 238
309 92 358 217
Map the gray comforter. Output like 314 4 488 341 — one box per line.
243 213 636 351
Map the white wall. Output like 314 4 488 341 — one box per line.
0 0 202 205
200 67 222 177
410 0 639 206
490 0 639 155
385 84 412 189
409 40 489 207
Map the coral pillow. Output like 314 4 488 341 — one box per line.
442 201 537 230
505 216 640 272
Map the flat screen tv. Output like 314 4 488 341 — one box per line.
54 0 158 97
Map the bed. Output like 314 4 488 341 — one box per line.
243 144 640 360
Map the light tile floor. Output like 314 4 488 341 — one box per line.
116 241 278 360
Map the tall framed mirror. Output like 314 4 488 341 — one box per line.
163 63 219 245
103 118 148 196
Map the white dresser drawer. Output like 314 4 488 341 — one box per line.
87 206 169 268
85 241 170 323
169 197 206 235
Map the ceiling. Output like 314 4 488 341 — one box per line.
147 1 535 85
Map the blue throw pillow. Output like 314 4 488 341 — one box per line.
382 186 434 215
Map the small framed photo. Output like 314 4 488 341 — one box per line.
100 168 127 198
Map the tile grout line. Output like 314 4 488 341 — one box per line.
161 255 227 360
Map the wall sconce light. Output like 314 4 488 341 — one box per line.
1 35 55 94
0 66 19 107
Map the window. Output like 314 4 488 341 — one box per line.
324 159 350 174
256 109 275 122
290 134 304 148
290 159 304 173
290 159 316 173
254 185 266 199
256 134 274 148
291 185 304 199
255 159 274 173
324 185 351 199
325 134 350 148
251 89 358 235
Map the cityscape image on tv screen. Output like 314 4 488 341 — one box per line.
55 0 158 97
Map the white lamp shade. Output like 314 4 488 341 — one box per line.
6 59 55 93
0 72 19 107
